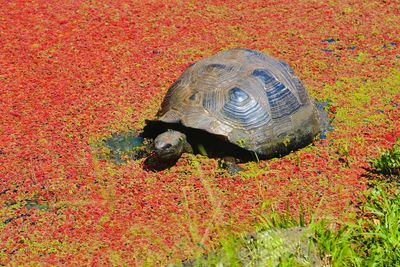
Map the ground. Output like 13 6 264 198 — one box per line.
0 1 399 265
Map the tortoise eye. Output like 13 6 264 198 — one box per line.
162 144 172 150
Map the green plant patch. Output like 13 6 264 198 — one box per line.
173 183 400 266
370 141 400 176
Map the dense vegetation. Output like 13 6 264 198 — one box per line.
0 1 399 265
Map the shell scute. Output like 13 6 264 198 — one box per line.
266 81 301 119
222 87 270 130
252 68 275 85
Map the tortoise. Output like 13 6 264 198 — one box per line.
140 48 327 172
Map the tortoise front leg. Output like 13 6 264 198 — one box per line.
219 156 244 175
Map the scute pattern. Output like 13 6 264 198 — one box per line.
222 87 271 129
240 48 268 61
266 82 301 119
252 68 301 119
277 61 310 104
206 63 226 70
229 87 249 102
156 48 322 156
202 90 221 113
252 68 275 84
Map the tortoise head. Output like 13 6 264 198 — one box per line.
154 130 189 161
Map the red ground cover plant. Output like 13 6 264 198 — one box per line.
0 0 399 265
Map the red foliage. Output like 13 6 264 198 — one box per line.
0 0 399 265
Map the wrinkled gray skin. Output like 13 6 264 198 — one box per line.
153 130 193 161
153 130 242 173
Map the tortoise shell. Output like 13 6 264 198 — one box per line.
154 48 323 158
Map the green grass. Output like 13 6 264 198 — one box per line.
356 184 400 265
370 141 400 176
173 181 400 266
314 183 400 266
